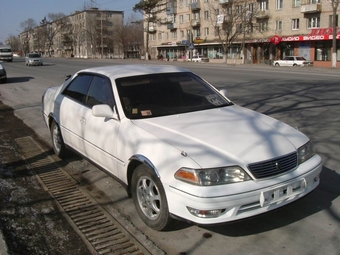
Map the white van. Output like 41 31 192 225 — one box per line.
0 45 13 62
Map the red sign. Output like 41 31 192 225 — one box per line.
280 28 340 42
270 35 282 44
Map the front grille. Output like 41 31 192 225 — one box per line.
248 152 297 179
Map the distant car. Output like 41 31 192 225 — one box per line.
187 55 210 63
25 53 43 66
0 62 7 83
42 64 322 231
273 56 313 67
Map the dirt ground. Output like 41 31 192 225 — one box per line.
0 100 92 255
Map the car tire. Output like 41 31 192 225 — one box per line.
50 120 67 159
275 63 280 66
293 64 297 66
132 164 174 231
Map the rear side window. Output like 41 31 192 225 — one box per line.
63 74 93 103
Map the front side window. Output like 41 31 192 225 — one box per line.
115 72 231 119
86 76 114 108
63 74 93 103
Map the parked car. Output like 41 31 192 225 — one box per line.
0 62 7 83
187 55 210 63
25 53 43 66
42 65 322 231
273 56 313 67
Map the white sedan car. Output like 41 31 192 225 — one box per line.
187 55 209 63
42 65 322 230
273 56 313 67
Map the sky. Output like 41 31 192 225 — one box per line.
0 0 142 44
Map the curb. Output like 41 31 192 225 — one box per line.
0 229 9 255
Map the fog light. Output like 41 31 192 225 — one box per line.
187 207 226 218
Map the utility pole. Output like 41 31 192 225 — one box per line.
331 0 339 68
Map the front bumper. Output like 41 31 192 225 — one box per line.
166 156 322 225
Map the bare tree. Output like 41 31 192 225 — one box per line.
40 13 67 56
204 0 258 63
133 0 166 60
20 18 37 53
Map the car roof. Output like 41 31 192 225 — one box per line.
78 64 191 80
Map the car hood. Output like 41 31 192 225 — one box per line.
131 105 308 168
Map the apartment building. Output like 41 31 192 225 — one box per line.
19 8 124 59
147 0 339 67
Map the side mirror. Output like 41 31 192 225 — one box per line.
92 104 119 120
219 89 228 98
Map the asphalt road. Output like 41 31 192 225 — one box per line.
1 57 339 255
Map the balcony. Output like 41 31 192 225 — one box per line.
166 7 177 15
256 10 270 19
191 2 200 11
301 3 322 13
166 15 174 23
191 19 201 27
167 23 177 30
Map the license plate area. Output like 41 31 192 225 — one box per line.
260 179 307 207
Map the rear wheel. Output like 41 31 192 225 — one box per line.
50 120 67 158
275 63 280 66
132 164 174 231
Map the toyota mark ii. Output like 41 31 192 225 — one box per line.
41 65 322 230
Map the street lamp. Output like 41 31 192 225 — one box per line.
331 0 339 68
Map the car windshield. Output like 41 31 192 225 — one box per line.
115 72 231 119
29 54 41 58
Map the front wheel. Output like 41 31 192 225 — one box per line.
275 63 280 66
132 164 174 231
50 120 67 158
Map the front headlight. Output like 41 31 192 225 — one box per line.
297 141 315 164
175 166 252 186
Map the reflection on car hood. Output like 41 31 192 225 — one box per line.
132 105 308 168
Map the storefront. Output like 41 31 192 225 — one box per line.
272 27 340 68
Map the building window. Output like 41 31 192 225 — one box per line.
204 27 209 36
292 19 300 30
276 0 283 9
275 20 283 31
308 17 320 28
165 32 169 40
293 0 301 7
186 14 190 22
248 3 254 12
310 0 320 4
259 0 268 11
329 14 339 27
180 30 184 38
258 20 268 31
204 11 209 19
158 32 163 40
237 5 242 14
214 27 220 36
172 31 177 39
186 0 190 7
180 15 184 23
179 0 183 7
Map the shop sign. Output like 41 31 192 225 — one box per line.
281 27 340 42
270 35 282 44
193 38 204 44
